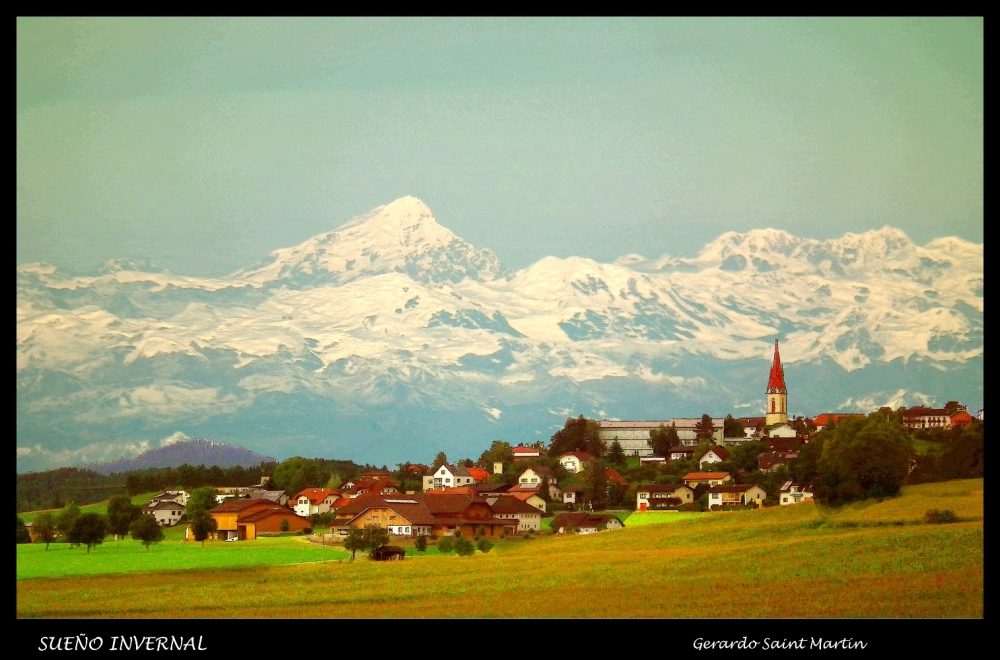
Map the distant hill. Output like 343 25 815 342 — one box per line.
83 439 278 475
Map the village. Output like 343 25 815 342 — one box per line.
123 340 981 558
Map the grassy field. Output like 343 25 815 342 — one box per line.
16 479 982 618
18 492 159 524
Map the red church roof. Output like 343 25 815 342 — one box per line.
767 339 786 393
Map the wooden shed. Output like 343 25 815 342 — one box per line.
370 545 406 561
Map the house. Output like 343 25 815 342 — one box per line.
293 488 341 517
811 413 865 432
765 437 802 453
505 486 548 513
144 501 185 527
203 499 310 541
426 464 477 491
731 417 766 444
484 495 542 533
635 483 695 511
639 456 667 465
902 406 974 430
707 484 767 508
516 466 560 500
248 490 289 506
758 450 798 473
465 467 490 483
668 446 696 461
558 451 597 474
512 445 543 462
420 492 511 537
370 545 406 561
149 490 190 507
683 472 731 488
561 482 587 507
551 512 624 535
698 446 730 467
333 495 435 537
767 423 798 438
779 481 814 505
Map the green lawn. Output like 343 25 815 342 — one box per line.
16 534 349 580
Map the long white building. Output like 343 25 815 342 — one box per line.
599 418 725 456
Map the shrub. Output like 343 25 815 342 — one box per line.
415 535 428 552
477 538 493 553
455 537 475 556
925 509 958 524
438 537 454 553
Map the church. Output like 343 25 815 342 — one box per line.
765 339 788 427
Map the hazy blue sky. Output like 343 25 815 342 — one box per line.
17 17 982 276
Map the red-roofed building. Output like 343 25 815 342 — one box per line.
202 499 310 541
483 494 543 533
293 488 340 517
635 483 694 510
558 451 597 474
683 472 732 488
811 413 865 432
697 446 730 467
902 406 975 430
512 445 543 462
465 467 489 482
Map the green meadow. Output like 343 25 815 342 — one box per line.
16 479 983 618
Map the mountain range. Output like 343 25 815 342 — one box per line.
16 196 983 473
80 439 277 476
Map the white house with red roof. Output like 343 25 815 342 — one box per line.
511 445 543 462
293 488 341 517
683 472 732 488
698 445 731 467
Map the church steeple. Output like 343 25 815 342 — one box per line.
765 339 788 425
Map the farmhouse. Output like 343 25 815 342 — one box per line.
683 472 732 488
516 465 561 500
333 495 435 537
635 483 695 510
203 499 310 541
484 494 542 533
144 501 185 527
707 484 767 507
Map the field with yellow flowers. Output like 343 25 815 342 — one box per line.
16 479 982 618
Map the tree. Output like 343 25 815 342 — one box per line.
477 440 513 470
129 514 163 551
70 513 107 553
279 518 290 533
649 424 679 456
438 537 454 553
723 415 745 439
414 535 428 552
107 495 142 542
549 415 604 458
17 516 30 544
816 415 912 503
344 528 365 560
272 458 329 497
55 502 81 545
455 537 475 556
608 441 626 466
583 464 609 511
477 538 493 553
33 512 56 549
694 414 716 443
943 401 965 415
326 474 343 490
185 487 217 520
362 525 389 555
458 458 475 468
189 511 217 547
432 452 449 471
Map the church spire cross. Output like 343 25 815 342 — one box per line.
767 339 786 393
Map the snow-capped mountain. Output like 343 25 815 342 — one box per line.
16 198 983 472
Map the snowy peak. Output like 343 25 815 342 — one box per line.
238 196 503 286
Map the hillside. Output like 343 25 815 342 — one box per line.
82 439 277 475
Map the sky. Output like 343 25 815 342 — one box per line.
17 17 983 277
